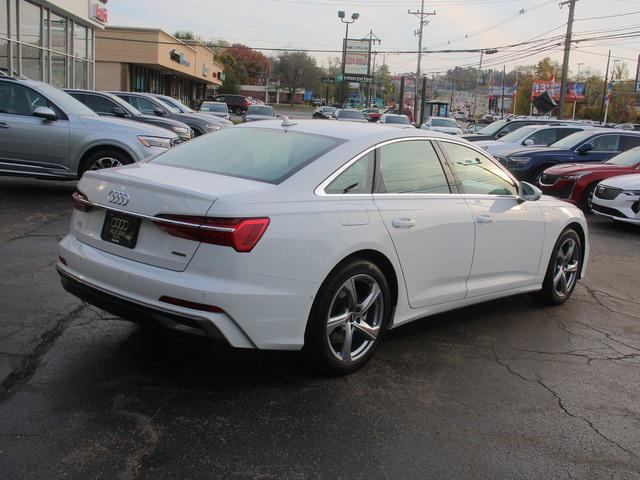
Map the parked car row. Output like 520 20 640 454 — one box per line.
470 115 640 224
0 74 238 181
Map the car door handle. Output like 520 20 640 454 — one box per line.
476 215 494 224
0 122 8 129
392 218 416 228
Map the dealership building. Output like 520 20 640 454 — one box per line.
0 0 107 88
95 26 223 107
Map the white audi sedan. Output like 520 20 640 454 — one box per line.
57 120 589 374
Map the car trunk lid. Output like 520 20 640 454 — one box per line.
73 163 271 271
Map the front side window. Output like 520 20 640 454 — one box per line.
590 135 620 152
325 151 374 194
0 82 60 117
152 128 343 184
439 141 517 196
83 94 119 115
132 96 161 115
376 140 450 194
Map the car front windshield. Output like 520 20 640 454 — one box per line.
431 118 457 127
606 148 640 166
109 94 141 115
200 103 227 113
550 130 594 149
339 110 364 119
38 84 97 116
499 126 539 143
151 127 344 184
248 106 274 116
386 115 410 124
164 96 194 113
477 119 508 135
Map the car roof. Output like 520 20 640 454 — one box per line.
234 119 460 142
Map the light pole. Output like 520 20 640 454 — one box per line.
338 11 359 107
572 62 584 120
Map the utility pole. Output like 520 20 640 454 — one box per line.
472 48 498 119
572 62 583 119
600 50 611 121
363 29 381 107
500 65 506 119
557 0 578 119
408 1 435 124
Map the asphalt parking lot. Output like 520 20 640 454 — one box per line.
1 176 639 480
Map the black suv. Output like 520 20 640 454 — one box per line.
213 94 250 114
463 118 585 142
65 89 193 142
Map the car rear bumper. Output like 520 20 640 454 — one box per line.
57 234 315 350
58 266 228 342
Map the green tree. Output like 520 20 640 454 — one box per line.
272 51 321 104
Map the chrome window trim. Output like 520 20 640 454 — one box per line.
77 197 235 232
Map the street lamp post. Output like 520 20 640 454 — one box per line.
338 11 359 107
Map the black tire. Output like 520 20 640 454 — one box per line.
304 259 392 375
530 165 551 185
79 148 133 177
579 183 597 214
531 228 582 306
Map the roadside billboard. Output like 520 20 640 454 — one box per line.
344 39 370 76
532 80 586 102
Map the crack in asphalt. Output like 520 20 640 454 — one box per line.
579 283 640 321
485 349 639 461
0 303 87 401
0 212 68 246
535 379 639 460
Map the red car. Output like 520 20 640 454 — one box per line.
538 147 640 211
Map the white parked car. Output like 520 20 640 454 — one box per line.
335 109 367 123
475 125 590 156
57 120 589 374
591 173 640 225
243 105 277 122
421 116 463 135
198 101 231 121
378 113 415 129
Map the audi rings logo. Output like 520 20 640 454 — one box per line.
107 190 130 206
111 217 130 230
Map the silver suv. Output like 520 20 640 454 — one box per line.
0 76 179 179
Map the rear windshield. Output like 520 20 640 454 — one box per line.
248 106 274 116
431 118 457 127
338 110 364 119
386 115 410 124
200 102 227 112
151 127 344 184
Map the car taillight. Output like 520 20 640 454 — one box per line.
72 190 92 212
152 215 270 252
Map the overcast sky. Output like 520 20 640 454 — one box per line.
108 0 639 79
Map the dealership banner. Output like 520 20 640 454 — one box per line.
344 39 371 76
532 80 586 102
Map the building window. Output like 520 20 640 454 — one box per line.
0 0 94 88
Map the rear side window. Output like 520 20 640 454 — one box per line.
376 140 450 194
325 151 374 194
152 127 344 184
621 135 640 150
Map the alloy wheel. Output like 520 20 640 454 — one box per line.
553 237 580 298
89 157 123 170
326 274 384 363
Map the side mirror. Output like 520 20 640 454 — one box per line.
152 107 166 116
33 106 58 121
518 181 542 202
110 107 127 118
576 143 593 155
523 138 535 146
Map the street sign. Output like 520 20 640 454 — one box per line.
343 74 373 84
322 77 336 84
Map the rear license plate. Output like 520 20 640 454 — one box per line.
101 211 140 249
